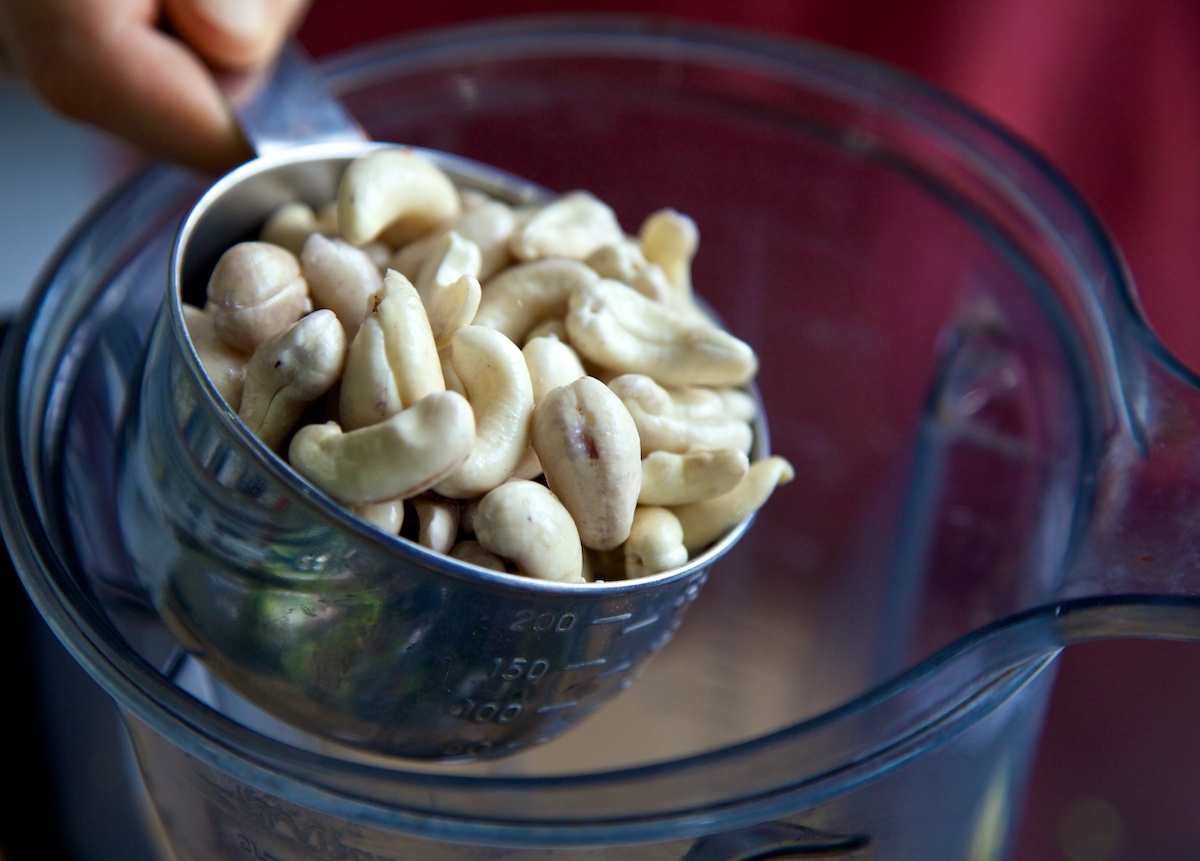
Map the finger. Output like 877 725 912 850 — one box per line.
163 0 312 70
27 16 252 173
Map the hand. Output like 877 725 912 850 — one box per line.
0 0 311 174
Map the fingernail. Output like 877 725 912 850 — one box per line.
193 0 271 40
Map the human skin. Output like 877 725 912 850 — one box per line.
0 0 310 173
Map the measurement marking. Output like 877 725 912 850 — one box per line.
536 701 579 714
591 613 633 626
564 658 607 671
598 660 634 678
621 614 660 634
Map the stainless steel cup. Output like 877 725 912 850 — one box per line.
112 47 760 758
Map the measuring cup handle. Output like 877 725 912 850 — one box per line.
218 39 367 156
1057 339 1200 640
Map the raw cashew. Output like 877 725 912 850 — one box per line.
433 325 535 499
523 335 587 404
316 201 340 236
338 269 444 431
719 387 759 423
523 318 568 344
337 314 398 430
639 448 750 506
458 497 481 536
474 259 598 342
531 376 641 552
474 480 584 583
414 231 483 348
206 241 312 354
512 335 587 482
260 201 326 256
288 390 475 505
586 240 678 309
440 350 465 396
448 539 508 573
300 233 384 339
625 506 689 579
672 456 795 553
566 279 757 387
237 309 346 451
639 208 698 300
510 447 544 482
608 374 753 456
351 499 405 535
413 496 460 554
391 199 517 281
509 190 624 262
337 147 462 246
183 304 247 410
585 239 648 282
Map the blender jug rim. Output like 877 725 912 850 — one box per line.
3 13 1193 839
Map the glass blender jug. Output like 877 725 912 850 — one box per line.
6 16 1200 861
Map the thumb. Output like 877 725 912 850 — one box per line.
163 0 312 70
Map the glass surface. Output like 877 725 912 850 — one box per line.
6 16 1200 861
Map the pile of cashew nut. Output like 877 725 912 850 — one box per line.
184 147 793 584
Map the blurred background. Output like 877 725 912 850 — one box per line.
2 1 1199 859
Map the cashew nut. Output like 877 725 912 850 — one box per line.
458 496 480 536
413 496 460 554
351 498 405 535
592 235 649 272
336 147 462 246
474 258 598 343
414 231 482 348
391 199 517 282
531 376 641 551
316 201 340 236
473 480 584 583
638 208 698 300
288 390 475 505
511 330 589 483
440 349 465 397
607 374 753 456
448 539 508 573
260 201 326 256
671 456 795 553
638 448 750 506
566 279 757 387
299 233 384 339
338 269 444 431
509 190 624 262
718 387 759 423
237 309 347 451
522 334 587 404
433 325 535 499
183 303 247 410
625 506 689 579
586 240 678 309
206 241 312 354
522 317 569 344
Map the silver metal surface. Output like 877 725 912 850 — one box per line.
112 46 754 760
220 41 366 154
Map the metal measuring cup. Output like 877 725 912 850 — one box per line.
113 44 763 760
